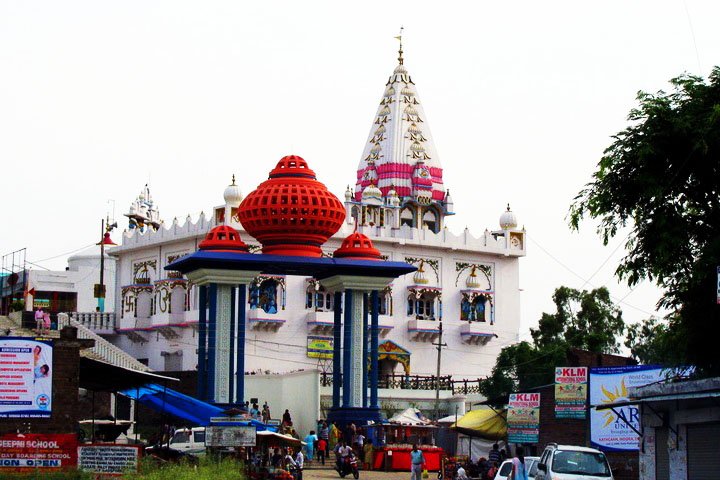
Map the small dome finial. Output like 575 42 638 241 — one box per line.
231 174 236 186
394 26 404 65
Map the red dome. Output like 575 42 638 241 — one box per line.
238 155 346 257
333 232 381 261
198 225 248 252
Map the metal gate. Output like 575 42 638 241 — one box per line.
654 427 669 480
687 422 720 480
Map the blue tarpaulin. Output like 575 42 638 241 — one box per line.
120 383 271 429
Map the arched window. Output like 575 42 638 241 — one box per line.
422 208 438 232
305 283 334 312
400 207 414 227
461 294 488 322
351 206 360 224
249 279 279 314
379 289 392 315
407 291 437 320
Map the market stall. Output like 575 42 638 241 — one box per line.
366 422 444 472
247 431 305 480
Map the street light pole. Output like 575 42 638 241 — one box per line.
95 218 117 313
433 320 447 421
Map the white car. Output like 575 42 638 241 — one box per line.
146 427 207 455
494 456 540 479
535 444 613 480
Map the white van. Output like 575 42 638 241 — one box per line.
166 427 207 455
535 444 613 480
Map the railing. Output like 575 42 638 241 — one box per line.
319 372 485 395
58 313 151 372
70 312 116 332
320 372 453 390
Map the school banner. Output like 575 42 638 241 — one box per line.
0 433 77 472
0 337 53 418
307 336 333 359
507 393 540 443
589 365 664 451
555 367 588 419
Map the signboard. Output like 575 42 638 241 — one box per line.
507 392 540 443
78 445 141 476
555 366 588 419
307 336 333 359
0 337 53 418
210 416 252 424
205 426 256 447
590 365 664 451
0 433 77 472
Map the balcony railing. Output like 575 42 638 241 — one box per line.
319 372 484 395
69 312 116 334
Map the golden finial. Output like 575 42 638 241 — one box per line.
231 174 236 186
394 26 404 65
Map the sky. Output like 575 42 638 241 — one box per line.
2 1 719 342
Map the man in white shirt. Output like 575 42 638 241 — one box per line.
294 448 304 480
456 465 468 479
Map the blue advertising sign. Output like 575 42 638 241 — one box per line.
589 365 663 451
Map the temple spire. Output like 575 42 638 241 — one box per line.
394 26 404 65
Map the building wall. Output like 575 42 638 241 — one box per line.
110 219 524 380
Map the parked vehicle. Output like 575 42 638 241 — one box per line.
335 453 360 479
146 427 207 456
494 456 540 479
535 444 613 480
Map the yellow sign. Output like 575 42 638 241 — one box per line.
307 337 333 359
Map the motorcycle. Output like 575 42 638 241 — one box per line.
335 454 360 479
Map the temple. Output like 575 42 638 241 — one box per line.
99 41 526 427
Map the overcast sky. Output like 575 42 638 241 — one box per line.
2 1 719 340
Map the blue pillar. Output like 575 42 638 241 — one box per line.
370 289 380 409
197 285 207 401
362 293 369 408
228 286 236 404
332 291 342 409
207 283 217 403
342 289 353 407
236 284 247 407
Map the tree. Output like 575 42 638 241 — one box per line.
480 286 625 403
569 67 720 375
531 286 625 354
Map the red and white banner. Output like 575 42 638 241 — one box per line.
0 433 77 472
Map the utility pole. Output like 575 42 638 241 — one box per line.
433 320 447 421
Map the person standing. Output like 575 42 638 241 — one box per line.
304 430 318 463
317 437 327 465
456 464 469 480
410 443 425 480
329 421 341 452
34 308 44 335
509 446 528 480
488 443 501 465
282 409 293 427
294 446 304 480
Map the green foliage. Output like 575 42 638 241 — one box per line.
481 286 625 403
126 456 245 480
531 286 625 354
569 67 720 375
625 316 684 366
10 299 24 312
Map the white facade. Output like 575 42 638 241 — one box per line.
109 213 525 379
107 46 527 383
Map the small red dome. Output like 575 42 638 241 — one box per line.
238 155 346 257
198 225 248 252
334 232 381 261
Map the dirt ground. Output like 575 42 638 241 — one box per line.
303 469 413 480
